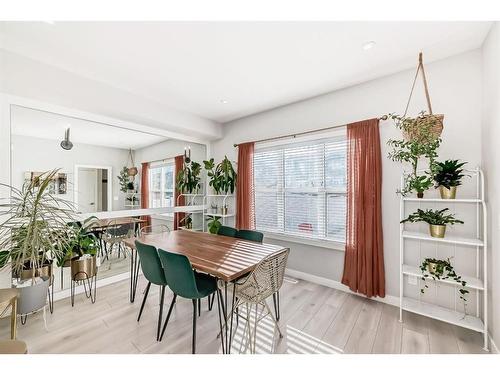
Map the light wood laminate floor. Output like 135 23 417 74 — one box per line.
0 275 488 354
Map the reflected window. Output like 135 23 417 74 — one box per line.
149 161 175 214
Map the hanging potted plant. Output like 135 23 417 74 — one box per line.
0 170 73 312
203 156 237 195
176 161 202 194
387 53 444 198
401 208 464 238
419 257 469 314
433 159 467 199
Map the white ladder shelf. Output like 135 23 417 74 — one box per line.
399 168 488 351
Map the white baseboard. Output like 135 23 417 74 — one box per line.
285 268 399 307
52 272 131 302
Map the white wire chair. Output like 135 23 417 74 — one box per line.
224 248 289 353
139 224 170 235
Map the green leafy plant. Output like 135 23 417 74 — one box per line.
401 208 464 226
420 257 469 310
400 174 433 197
58 217 99 266
387 112 442 196
433 159 467 189
179 214 193 229
206 216 221 234
176 161 202 194
118 166 131 193
0 169 75 280
203 156 237 195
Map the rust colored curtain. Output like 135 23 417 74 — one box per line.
174 155 185 230
236 142 255 230
140 162 151 227
341 118 385 298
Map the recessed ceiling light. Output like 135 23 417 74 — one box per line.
362 41 376 51
220 99 228 104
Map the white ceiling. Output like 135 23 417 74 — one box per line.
0 21 493 123
11 106 168 150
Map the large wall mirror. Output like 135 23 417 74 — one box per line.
9 104 207 292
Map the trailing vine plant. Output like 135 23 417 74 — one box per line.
420 257 469 314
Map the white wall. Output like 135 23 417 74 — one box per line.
212 50 483 300
481 22 500 349
12 134 129 211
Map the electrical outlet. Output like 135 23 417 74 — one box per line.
408 275 418 285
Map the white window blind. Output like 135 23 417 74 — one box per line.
149 161 175 211
254 134 347 243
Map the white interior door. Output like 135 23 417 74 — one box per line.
78 168 98 213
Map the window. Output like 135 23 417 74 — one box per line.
149 161 175 212
254 133 347 243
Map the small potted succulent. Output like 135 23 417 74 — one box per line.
401 208 464 238
433 159 467 199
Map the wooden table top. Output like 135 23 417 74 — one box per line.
124 230 288 282
91 217 146 230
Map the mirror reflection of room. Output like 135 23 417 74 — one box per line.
10 104 206 289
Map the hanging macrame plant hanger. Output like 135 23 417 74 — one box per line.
403 52 444 142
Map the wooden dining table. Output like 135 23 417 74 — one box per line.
123 230 288 353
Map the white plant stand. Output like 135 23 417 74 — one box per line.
399 168 488 351
202 194 235 232
176 193 204 231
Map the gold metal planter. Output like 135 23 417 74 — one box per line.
439 185 457 199
429 224 446 238
70 256 97 281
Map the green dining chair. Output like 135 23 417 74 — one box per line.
217 225 238 237
235 229 264 243
135 241 168 341
157 249 219 354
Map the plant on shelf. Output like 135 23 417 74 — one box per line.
118 166 132 193
176 160 202 194
399 174 433 198
126 196 139 205
419 257 469 313
180 214 193 229
0 169 74 311
206 216 221 234
387 111 442 198
433 159 467 199
203 156 237 195
400 208 464 238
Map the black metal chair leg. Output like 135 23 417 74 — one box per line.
198 298 201 317
192 299 197 354
137 282 151 321
216 289 226 354
157 285 166 341
159 294 177 341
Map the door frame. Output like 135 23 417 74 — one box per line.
74 164 113 212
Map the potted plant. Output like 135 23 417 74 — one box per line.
400 174 433 198
180 214 193 229
0 170 73 311
203 156 237 195
419 257 469 313
118 166 131 193
206 216 221 234
176 161 202 194
387 112 442 197
433 159 467 199
401 208 464 238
